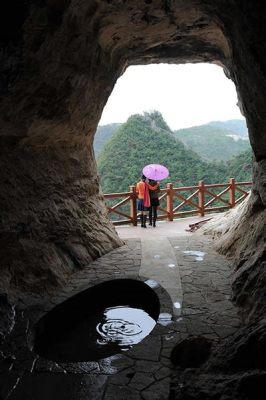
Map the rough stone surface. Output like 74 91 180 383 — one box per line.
206 319 266 371
0 234 248 399
0 140 123 295
200 197 266 322
0 0 265 296
170 370 266 400
0 295 16 342
170 336 212 368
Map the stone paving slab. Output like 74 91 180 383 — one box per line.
140 237 183 317
0 227 244 400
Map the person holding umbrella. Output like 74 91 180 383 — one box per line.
148 179 160 227
142 164 169 228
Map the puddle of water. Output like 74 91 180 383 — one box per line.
96 306 156 348
145 279 159 289
158 312 173 326
33 279 160 362
154 254 161 259
168 263 176 268
183 250 205 261
174 302 182 309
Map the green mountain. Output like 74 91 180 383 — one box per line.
209 119 248 138
95 119 250 162
173 123 251 161
94 123 122 157
226 149 252 182
97 112 252 194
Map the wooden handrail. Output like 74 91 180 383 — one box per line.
166 183 174 221
104 191 132 198
229 178 235 207
130 185 137 226
103 179 252 226
198 180 205 217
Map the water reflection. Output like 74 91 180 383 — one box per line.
158 312 173 326
168 263 176 268
183 250 205 261
96 306 156 349
145 279 159 289
174 302 181 309
33 279 160 362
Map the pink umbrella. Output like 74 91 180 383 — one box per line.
143 164 169 181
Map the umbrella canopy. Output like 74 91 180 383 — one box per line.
143 164 169 181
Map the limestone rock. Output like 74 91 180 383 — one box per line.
170 320 266 400
199 196 266 321
1 0 265 300
170 336 212 368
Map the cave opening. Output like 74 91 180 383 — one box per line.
95 63 251 204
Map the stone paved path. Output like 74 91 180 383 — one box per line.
1 219 244 400
140 238 183 317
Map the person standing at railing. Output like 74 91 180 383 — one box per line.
148 180 160 227
136 175 150 228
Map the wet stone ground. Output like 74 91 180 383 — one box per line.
0 234 243 400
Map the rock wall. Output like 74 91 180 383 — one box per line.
0 132 122 296
200 196 266 322
0 0 125 295
199 156 265 322
170 318 266 400
0 0 265 304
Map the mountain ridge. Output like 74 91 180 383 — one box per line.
173 121 250 161
95 117 249 161
97 112 252 194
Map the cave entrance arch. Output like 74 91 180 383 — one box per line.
0 0 265 299
96 62 251 197
1 6 265 400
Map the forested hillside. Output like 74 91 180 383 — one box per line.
209 119 248 138
95 118 249 161
226 149 252 181
174 124 250 161
97 112 252 194
94 123 122 157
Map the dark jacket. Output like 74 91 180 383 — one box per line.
148 181 160 206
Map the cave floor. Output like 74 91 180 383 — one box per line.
0 218 244 400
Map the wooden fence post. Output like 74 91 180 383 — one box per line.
198 180 205 217
229 178 236 207
130 185 137 226
166 183 174 221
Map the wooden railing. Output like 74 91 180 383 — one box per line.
103 178 252 226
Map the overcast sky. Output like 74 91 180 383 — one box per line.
99 63 244 131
